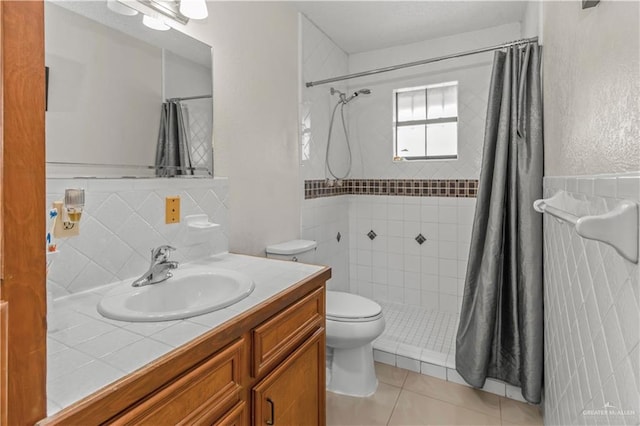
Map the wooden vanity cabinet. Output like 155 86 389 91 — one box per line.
252 330 324 426
37 268 330 426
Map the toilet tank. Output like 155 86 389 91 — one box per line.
265 239 317 263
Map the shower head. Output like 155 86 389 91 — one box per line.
343 88 372 104
330 87 371 104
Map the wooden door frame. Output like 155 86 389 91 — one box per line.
0 1 47 425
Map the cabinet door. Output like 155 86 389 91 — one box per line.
252 329 324 426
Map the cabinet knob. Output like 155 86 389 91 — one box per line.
266 398 275 425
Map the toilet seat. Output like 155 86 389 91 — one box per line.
326 291 382 323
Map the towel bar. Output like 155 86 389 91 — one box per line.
534 192 638 263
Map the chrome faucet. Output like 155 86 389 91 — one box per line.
132 245 179 287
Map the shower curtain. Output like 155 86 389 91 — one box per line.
155 101 194 177
455 43 543 404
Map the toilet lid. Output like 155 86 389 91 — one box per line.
326 291 382 322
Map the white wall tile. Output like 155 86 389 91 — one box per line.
544 174 640 425
47 178 229 296
373 349 396 366
397 355 421 373
421 362 447 380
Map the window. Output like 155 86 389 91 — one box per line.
393 82 458 160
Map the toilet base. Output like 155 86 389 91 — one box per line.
327 343 378 397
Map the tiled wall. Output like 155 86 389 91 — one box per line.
300 14 349 182
299 17 503 312
348 195 475 313
299 15 351 291
301 196 350 292
304 179 478 199
346 23 523 180
46 178 229 298
346 65 490 180
543 173 639 425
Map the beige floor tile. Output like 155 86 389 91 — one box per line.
499 398 543 425
326 382 402 426
388 389 502 426
375 362 409 388
402 372 501 418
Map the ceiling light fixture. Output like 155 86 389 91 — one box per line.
179 0 208 20
107 0 138 16
117 1 190 25
142 14 170 31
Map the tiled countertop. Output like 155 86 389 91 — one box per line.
46 253 324 416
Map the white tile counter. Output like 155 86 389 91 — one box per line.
46 253 324 416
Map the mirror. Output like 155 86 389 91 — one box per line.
45 1 213 177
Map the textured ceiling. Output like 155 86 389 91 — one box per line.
292 1 529 54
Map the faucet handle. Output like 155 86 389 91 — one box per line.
151 245 176 262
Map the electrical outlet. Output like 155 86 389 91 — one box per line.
52 201 80 238
165 196 181 224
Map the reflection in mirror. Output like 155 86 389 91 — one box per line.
45 1 213 178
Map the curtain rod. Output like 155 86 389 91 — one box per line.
305 37 538 88
167 95 212 102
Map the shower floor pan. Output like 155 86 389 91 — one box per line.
372 301 524 401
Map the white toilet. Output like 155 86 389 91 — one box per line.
265 240 385 397
325 290 384 396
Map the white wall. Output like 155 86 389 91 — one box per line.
45 3 161 172
175 2 301 255
163 50 212 100
521 1 541 40
346 23 521 180
543 1 640 176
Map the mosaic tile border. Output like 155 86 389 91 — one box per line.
304 179 478 199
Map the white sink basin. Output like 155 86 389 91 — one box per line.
97 267 255 322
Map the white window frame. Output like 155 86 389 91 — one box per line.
393 81 458 161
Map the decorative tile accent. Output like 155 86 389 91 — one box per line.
367 230 377 240
304 179 478 199
415 234 426 245
543 173 640 425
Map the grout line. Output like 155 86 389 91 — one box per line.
386 384 405 426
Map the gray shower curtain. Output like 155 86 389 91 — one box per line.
155 101 194 177
455 43 543 404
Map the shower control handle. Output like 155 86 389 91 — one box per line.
266 398 275 425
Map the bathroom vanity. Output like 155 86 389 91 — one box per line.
39 255 330 425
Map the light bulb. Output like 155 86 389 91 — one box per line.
106 0 138 16
179 0 208 20
143 14 170 31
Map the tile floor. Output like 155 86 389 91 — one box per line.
327 363 543 426
379 302 459 356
